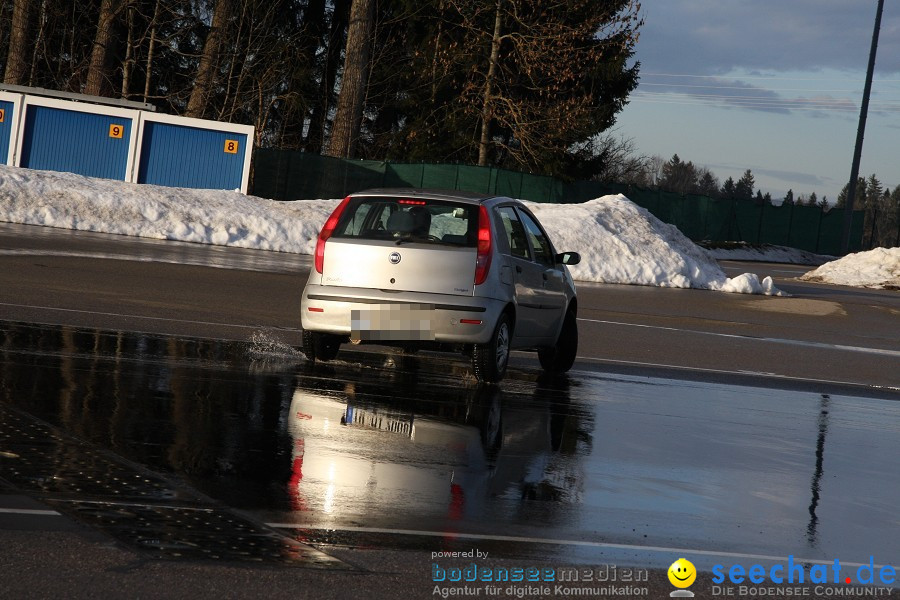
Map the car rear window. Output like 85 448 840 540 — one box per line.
332 197 478 246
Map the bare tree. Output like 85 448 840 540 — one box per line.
186 0 231 118
4 0 32 84
477 0 502 166
84 0 125 96
326 0 375 157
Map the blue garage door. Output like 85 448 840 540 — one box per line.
0 100 14 164
138 122 247 190
20 106 132 180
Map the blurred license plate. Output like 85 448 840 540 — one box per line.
351 304 435 341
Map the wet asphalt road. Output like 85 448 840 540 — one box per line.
0 222 899 599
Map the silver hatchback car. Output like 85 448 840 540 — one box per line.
300 189 580 382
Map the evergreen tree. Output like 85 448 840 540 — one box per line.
696 168 720 198
836 177 867 209
735 169 754 201
783 189 794 205
659 154 698 195
720 176 736 200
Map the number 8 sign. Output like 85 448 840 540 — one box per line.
224 140 239 154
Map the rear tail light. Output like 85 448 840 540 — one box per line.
314 196 351 274
474 205 492 285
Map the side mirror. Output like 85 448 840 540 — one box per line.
556 252 581 266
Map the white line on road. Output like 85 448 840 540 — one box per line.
0 301 301 333
265 523 886 569
569 356 900 393
578 317 900 358
0 507 61 516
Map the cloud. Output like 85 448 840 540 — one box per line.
635 0 900 76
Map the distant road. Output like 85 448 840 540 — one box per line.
0 222 897 394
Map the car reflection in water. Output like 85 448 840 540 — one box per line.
284 365 589 532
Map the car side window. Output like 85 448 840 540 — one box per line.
497 206 531 260
516 209 554 267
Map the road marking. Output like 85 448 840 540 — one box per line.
265 523 886 569
0 507 61 516
578 317 900 358
569 356 900 393
0 301 301 333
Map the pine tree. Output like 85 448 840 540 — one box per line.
721 176 736 200
659 154 698 194
783 189 794 206
735 169 754 201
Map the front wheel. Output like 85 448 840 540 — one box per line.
538 310 578 373
472 313 512 383
302 330 341 362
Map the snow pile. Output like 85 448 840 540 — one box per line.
0 164 786 294
800 247 900 289
0 165 333 254
527 197 781 294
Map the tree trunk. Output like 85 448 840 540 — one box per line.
305 0 350 153
326 0 375 158
477 0 503 166
84 0 123 97
121 3 135 98
186 0 231 118
4 0 32 85
143 0 161 103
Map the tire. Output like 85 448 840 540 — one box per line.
472 313 512 383
301 330 341 362
538 309 578 373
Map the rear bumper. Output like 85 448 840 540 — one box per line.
301 285 505 344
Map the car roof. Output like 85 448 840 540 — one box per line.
350 188 508 205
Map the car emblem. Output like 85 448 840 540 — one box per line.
389 251 401 264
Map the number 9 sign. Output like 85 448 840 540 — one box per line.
108 124 123 139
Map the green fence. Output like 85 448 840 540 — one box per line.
251 149 864 255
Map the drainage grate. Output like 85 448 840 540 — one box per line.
0 404 191 502
0 403 348 569
45 500 344 566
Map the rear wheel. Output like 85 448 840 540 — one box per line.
472 313 511 383
538 309 578 373
302 330 342 362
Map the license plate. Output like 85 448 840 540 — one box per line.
351 304 435 341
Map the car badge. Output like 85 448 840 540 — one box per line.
389 251 401 264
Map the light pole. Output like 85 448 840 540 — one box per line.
841 0 885 254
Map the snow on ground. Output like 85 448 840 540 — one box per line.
0 163 881 294
702 243 834 266
800 247 900 289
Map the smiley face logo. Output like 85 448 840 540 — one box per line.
668 558 697 588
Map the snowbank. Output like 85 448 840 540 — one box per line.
800 247 900 289
0 165 787 294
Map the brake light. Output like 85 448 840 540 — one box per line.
398 199 427 205
474 205 492 285
315 196 351 274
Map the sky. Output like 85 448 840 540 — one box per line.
3 163 898 290
614 0 900 205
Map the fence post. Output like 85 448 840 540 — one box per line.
815 205 824 254
786 201 795 246
756 200 765 244
868 203 879 249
